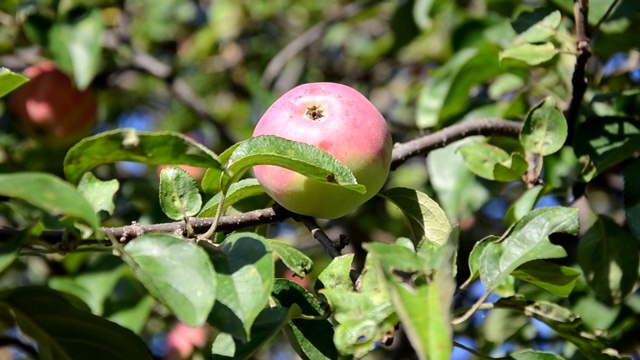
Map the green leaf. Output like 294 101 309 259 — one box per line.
107 295 155 334
208 232 274 341
159 166 202 220
479 207 578 290
379 187 451 249
493 152 528 181
223 135 365 194
459 141 510 179
321 289 397 358
0 230 26 274
573 116 640 181
459 142 527 181
64 129 220 185
520 97 567 156
367 240 455 360
427 141 489 220
124 233 217 327
199 178 265 217
488 73 526 99
511 260 581 297
211 307 290 360
578 216 639 305
0 172 100 229
77 172 119 217
624 158 640 240
480 308 529 343
316 254 355 292
417 47 504 128
48 9 104 90
500 42 558 65
0 67 29 98
267 240 313 278
271 279 339 360
49 255 125 315
509 349 566 360
494 297 615 359
505 185 544 225
462 235 499 287
0 286 150 360
511 8 562 43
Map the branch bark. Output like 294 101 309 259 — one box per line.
565 0 592 144
390 119 523 170
2 118 523 249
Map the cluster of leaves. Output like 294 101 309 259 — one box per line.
0 0 639 359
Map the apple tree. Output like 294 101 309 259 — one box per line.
0 0 639 359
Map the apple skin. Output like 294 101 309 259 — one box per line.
9 62 97 148
252 82 392 219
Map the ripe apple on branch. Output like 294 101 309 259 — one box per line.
252 82 392 219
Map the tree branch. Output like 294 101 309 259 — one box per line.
299 217 342 259
390 118 523 170
565 0 592 144
260 0 380 88
2 118 523 251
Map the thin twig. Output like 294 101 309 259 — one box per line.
299 216 342 258
453 341 495 360
1 118 524 248
261 0 380 88
451 290 491 326
592 0 619 37
390 119 523 170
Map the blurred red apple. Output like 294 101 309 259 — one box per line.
252 82 392 219
163 322 207 360
157 164 206 181
9 61 97 148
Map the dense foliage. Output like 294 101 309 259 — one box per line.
0 0 639 359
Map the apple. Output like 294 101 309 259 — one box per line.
9 61 97 148
163 322 207 360
157 164 206 181
252 82 392 219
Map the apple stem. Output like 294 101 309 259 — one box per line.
306 106 324 121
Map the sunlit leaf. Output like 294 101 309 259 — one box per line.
222 135 365 194
500 42 558 65
316 254 354 292
266 240 313 278
505 185 544 225
380 187 451 248
511 8 562 43
520 97 567 156
124 234 216 327
0 172 99 229
48 9 104 90
199 178 265 217
159 166 202 220
0 67 29 98
417 47 504 128
77 172 119 217
64 129 220 185
479 207 578 290
208 232 274 341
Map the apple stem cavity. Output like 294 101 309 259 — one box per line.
306 106 324 121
